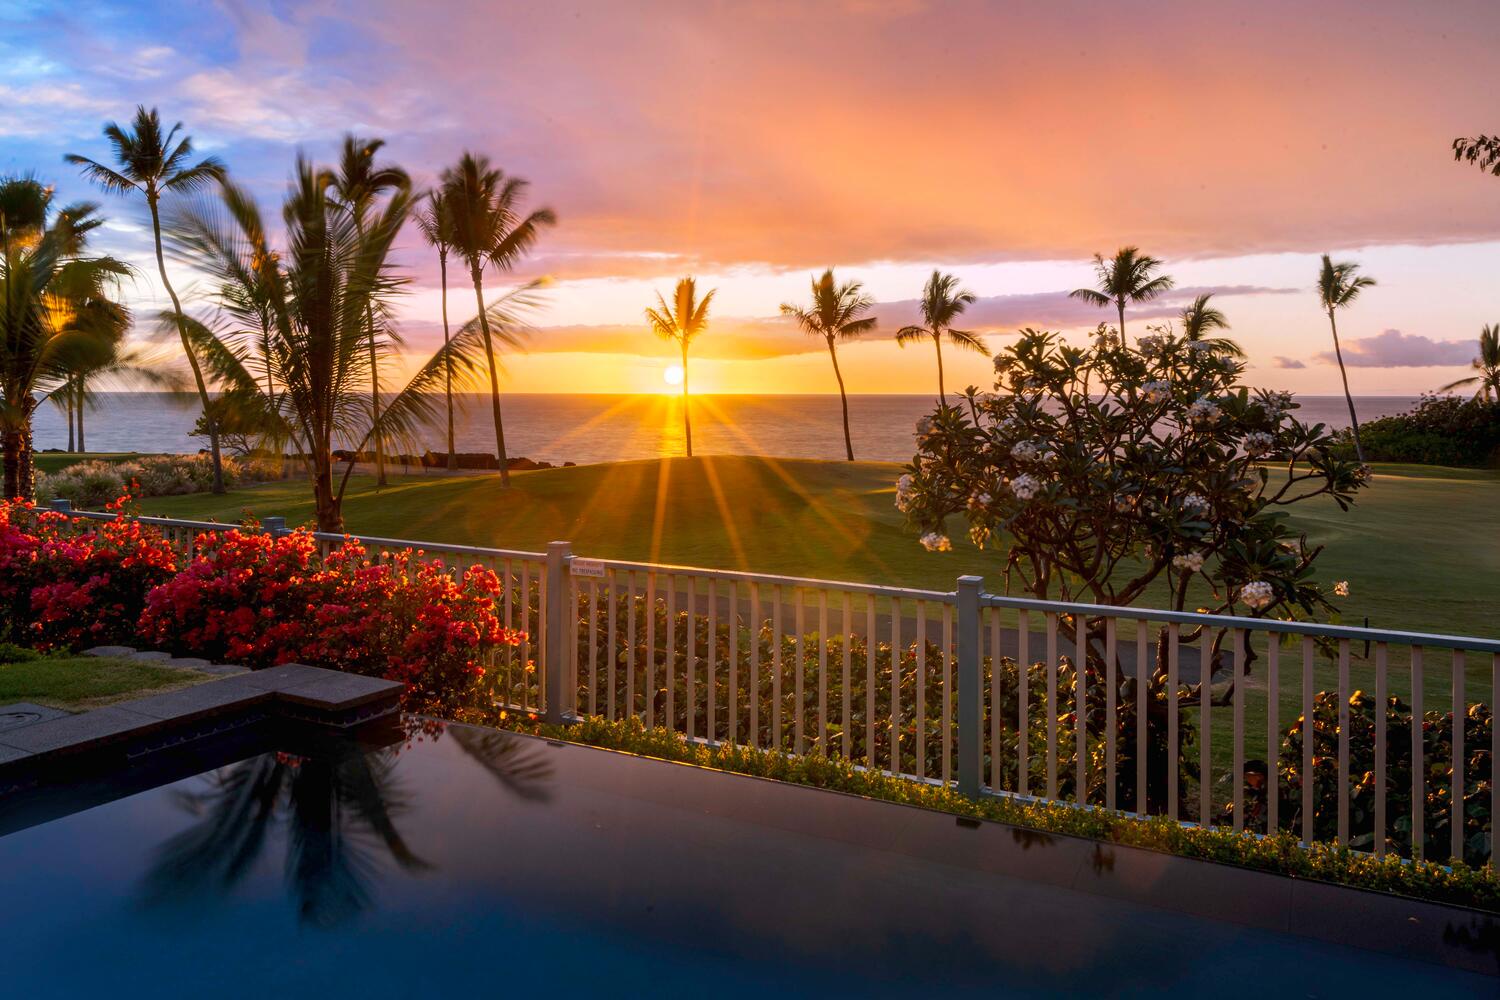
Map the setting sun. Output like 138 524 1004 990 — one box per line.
663 364 684 387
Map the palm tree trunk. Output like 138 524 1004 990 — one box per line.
149 196 225 494
934 334 946 404
681 342 693 458
828 338 854 461
76 382 86 453
470 267 510 487
1328 309 1365 463
367 306 387 487
1117 300 1126 343
312 450 341 532
2 428 25 499
66 381 76 453
2 400 36 499
440 251 455 471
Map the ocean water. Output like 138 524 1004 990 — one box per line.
32 393 1422 466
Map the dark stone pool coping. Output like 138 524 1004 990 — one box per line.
0 664 402 795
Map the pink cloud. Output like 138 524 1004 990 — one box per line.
1313 329 1476 368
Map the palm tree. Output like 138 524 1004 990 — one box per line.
57 325 164 453
645 277 714 458
0 178 132 497
1317 254 1376 464
440 153 556 487
65 106 227 491
781 269 876 460
166 169 530 531
333 135 410 487
896 270 983 404
415 189 458 470
1453 134 1500 176
1438 324 1500 401
1069 246 1175 342
1179 293 1244 357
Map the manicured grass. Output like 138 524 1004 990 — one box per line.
136 456 1500 639
34 452 148 474
0 655 209 711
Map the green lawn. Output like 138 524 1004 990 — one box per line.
136 455 1500 640
0 656 209 711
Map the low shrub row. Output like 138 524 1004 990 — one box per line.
479 712 1500 914
36 454 285 508
1340 394 1500 467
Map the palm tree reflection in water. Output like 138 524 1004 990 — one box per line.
138 725 553 927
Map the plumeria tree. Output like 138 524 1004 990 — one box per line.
896 324 1370 809
900 325 1368 614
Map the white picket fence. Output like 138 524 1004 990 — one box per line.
46 500 1500 865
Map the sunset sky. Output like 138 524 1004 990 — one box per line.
4 0 1499 395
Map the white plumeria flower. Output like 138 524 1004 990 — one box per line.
1240 580 1275 610
1141 379 1171 403
1244 431 1275 457
1171 550 1206 573
1333 580 1350 597
1010 473 1042 501
919 532 953 553
1137 334 1166 357
1181 492 1210 514
1009 440 1041 463
1186 396 1220 425
894 474 918 512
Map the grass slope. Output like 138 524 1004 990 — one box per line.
137 456 1500 639
0 656 208 711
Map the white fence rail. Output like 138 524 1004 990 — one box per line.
42 501 1500 865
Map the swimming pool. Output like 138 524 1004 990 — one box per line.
0 720 1493 997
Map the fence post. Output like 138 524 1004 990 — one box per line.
544 540 574 725
957 575 983 797
48 498 72 513
261 516 287 538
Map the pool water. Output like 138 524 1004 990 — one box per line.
0 723 1492 997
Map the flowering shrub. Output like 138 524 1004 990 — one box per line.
36 454 282 509
301 542 515 714
0 495 177 649
137 528 328 667
138 528 521 713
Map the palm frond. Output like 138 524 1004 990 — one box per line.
895 324 931 346
61 156 138 196
1069 287 1111 307
945 327 988 353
